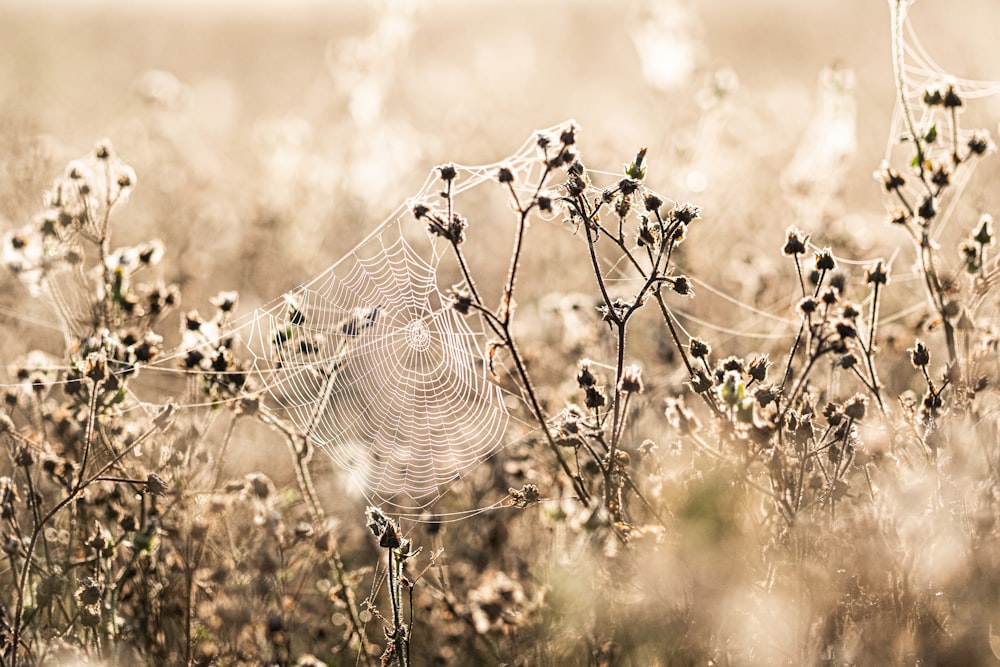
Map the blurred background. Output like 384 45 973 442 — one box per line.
3 0 1000 436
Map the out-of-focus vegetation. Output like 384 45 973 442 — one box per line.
3 1 1000 665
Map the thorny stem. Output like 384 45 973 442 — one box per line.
446 166 591 504
862 281 887 414
653 290 723 417
387 546 410 667
918 236 959 369
891 0 960 373
500 174 548 325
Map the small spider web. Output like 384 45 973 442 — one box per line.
887 0 1000 171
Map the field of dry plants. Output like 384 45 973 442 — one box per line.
3 0 1000 665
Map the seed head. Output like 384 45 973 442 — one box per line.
689 369 713 394
931 165 951 188
210 291 239 313
909 340 930 367
747 355 769 383
438 163 457 182
497 166 514 184
619 178 640 196
643 193 663 212
448 287 473 315
585 385 606 409
689 338 711 359
670 275 693 296
782 227 807 256
618 364 644 394
668 202 701 225
865 260 889 286
973 213 994 246
876 163 906 192
844 394 868 421
967 131 994 156
923 83 945 107
918 195 936 220
798 296 819 316
815 249 836 271
837 353 858 369
614 195 631 218
943 83 963 109
835 320 857 340
577 363 596 388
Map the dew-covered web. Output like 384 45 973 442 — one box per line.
171 128 552 512
887 0 1000 198
242 223 510 509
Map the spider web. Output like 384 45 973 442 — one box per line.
886 0 1000 175
207 127 551 511
242 225 509 508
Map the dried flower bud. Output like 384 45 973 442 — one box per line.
438 164 457 181
585 385 606 409
835 320 857 340
943 84 963 109
619 178 640 196
865 260 889 286
448 287 473 315
798 296 819 316
747 355 768 383
643 193 663 212
931 165 951 188
814 249 836 271
614 195 631 218
497 166 514 184
967 131 993 156
668 202 701 224
918 195 936 220
690 369 713 394
876 164 906 192
577 363 596 388
782 227 807 256
689 338 711 359
618 364 644 394
206 292 236 315
670 275 693 296
837 353 858 369
909 340 930 367
844 394 868 421
974 214 994 246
